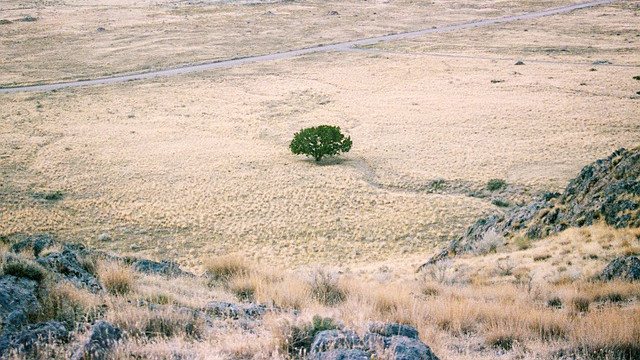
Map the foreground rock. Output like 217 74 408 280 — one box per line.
310 323 439 360
596 255 640 282
421 147 640 268
70 320 122 360
37 248 103 293
0 275 40 333
0 321 70 357
10 235 55 257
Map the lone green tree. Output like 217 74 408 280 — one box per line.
290 125 352 162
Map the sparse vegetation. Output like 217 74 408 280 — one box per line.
98 262 136 296
2 257 47 282
487 178 507 191
289 125 352 162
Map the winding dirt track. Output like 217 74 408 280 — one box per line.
0 0 620 94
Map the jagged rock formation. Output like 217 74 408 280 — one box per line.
420 147 639 269
596 255 640 282
310 323 439 360
70 320 122 360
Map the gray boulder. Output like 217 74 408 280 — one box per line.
389 336 439 360
37 249 102 293
10 235 55 257
597 256 640 282
131 259 192 277
311 349 370 360
310 330 362 353
0 275 40 332
368 322 419 339
70 320 122 360
204 301 267 319
0 321 69 357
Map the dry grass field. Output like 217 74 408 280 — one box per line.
1 0 640 269
1 1 640 357
0 0 589 87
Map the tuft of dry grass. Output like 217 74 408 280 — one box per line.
98 262 136 296
204 255 252 284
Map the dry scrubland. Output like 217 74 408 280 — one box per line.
1 1 640 268
1 226 639 359
0 0 590 87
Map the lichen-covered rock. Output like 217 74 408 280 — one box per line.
0 321 69 357
368 322 419 339
0 275 40 332
422 147 640 268
131 259 192 277
597 256 640 282
37 249 102 293
389 336 439 360
310 330 362 353
70 320 122 360
311 349 370 360
204 301 267 319
10 235 55 258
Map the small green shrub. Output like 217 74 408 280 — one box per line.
633 75 640 80
492 199 510 207
290 125 352 162
572 297 590 313
547 296 563 309
309 270 347 306
281 316 338 356
487 179 506 191
514 236 531 250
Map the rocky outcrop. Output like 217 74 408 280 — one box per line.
0 275 40 333
10 235 55 258
596 256 640 282
310 323 439 360
0 321 70 357
130 258 191 277
204 300 267 319
37 248 103 293
421 147 640 269
70 320 122 360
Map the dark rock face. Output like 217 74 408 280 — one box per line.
389 336 437 360
311 349 370 360
37 249 102 293
597 256 640 282
309 323 439 360
0 275 40 333
422 148 640 268
70 320 122 360
311 330 362 353
10 235 55 257
0 321 69 357
368 322 419 339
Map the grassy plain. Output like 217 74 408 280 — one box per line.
0 0 589 87
1 0 640 268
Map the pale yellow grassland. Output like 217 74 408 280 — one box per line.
1 40 639 266
0 0 588 86
368 1 640 66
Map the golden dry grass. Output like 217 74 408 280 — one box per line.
0 0 588 87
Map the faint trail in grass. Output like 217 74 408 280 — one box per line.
0 0 621 94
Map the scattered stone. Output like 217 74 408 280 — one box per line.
0 321 69 357
96 27 106 32
131 259 191 277
597 256 640 282
592 60 612 65
97 233 112 242
70 320 122 360
0 19 12 25
19 16 37 22
37 249 102 293
10 235 55 257
310 330 362 353
204 301 267 319
368 322 419 339
327 10 340 15
515 61 525 65
0 276 40 332
312 349 370 360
